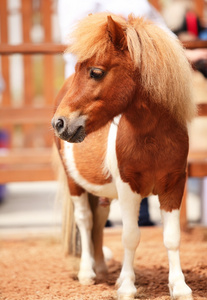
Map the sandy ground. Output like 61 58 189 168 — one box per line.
0 226 207 300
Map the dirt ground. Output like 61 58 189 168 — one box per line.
0 226 207 300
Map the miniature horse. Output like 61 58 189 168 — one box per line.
52 13 195 300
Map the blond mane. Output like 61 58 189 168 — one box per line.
67 12 196 124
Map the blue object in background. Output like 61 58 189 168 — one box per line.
139 197 154 226
0 129 9 204
199 29 207 40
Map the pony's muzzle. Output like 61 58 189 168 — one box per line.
52 115 86 143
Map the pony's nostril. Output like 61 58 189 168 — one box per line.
56 118 65 132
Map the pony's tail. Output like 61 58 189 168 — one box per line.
52 142 80 256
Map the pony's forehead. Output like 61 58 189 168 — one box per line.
66 12 128 62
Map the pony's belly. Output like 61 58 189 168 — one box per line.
63 141 118 199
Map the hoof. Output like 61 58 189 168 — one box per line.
171 295 193 300
117 290 136 300
78 270 96 285
79 277 95 285
169 282 193 300
117 278 137 300
117 295 135 300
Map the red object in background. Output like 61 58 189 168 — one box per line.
186 11 199 36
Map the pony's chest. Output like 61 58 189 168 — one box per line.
62 122 119 198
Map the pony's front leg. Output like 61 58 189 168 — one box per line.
116 180 141 300
72 192 96 285
161 209 193 300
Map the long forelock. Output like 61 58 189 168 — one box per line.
66 13 128 63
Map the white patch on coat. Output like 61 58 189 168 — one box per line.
104 114 122 179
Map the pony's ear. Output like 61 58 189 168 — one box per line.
107 16 127 50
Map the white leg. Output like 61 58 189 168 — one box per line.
72 192 96 285
116 180 141 300
161 209 193 300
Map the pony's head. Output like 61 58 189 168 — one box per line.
52 14 137 142
52 13 195 143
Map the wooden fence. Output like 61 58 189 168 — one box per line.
0 0 65 183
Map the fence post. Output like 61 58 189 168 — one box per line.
0 0 11 107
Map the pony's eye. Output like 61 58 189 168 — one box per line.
90 68 105 80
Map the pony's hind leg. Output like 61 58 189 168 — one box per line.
116 180 141 300
89 194 110 277
161 208 193 300
72 191 96 285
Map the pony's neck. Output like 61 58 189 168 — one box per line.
123 92 163 135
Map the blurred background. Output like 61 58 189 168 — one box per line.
0 0 207 237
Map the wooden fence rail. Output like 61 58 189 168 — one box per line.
0 43 66 55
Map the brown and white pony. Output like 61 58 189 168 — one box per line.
52 13 195 300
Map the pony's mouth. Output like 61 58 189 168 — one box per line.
67 125 86 143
